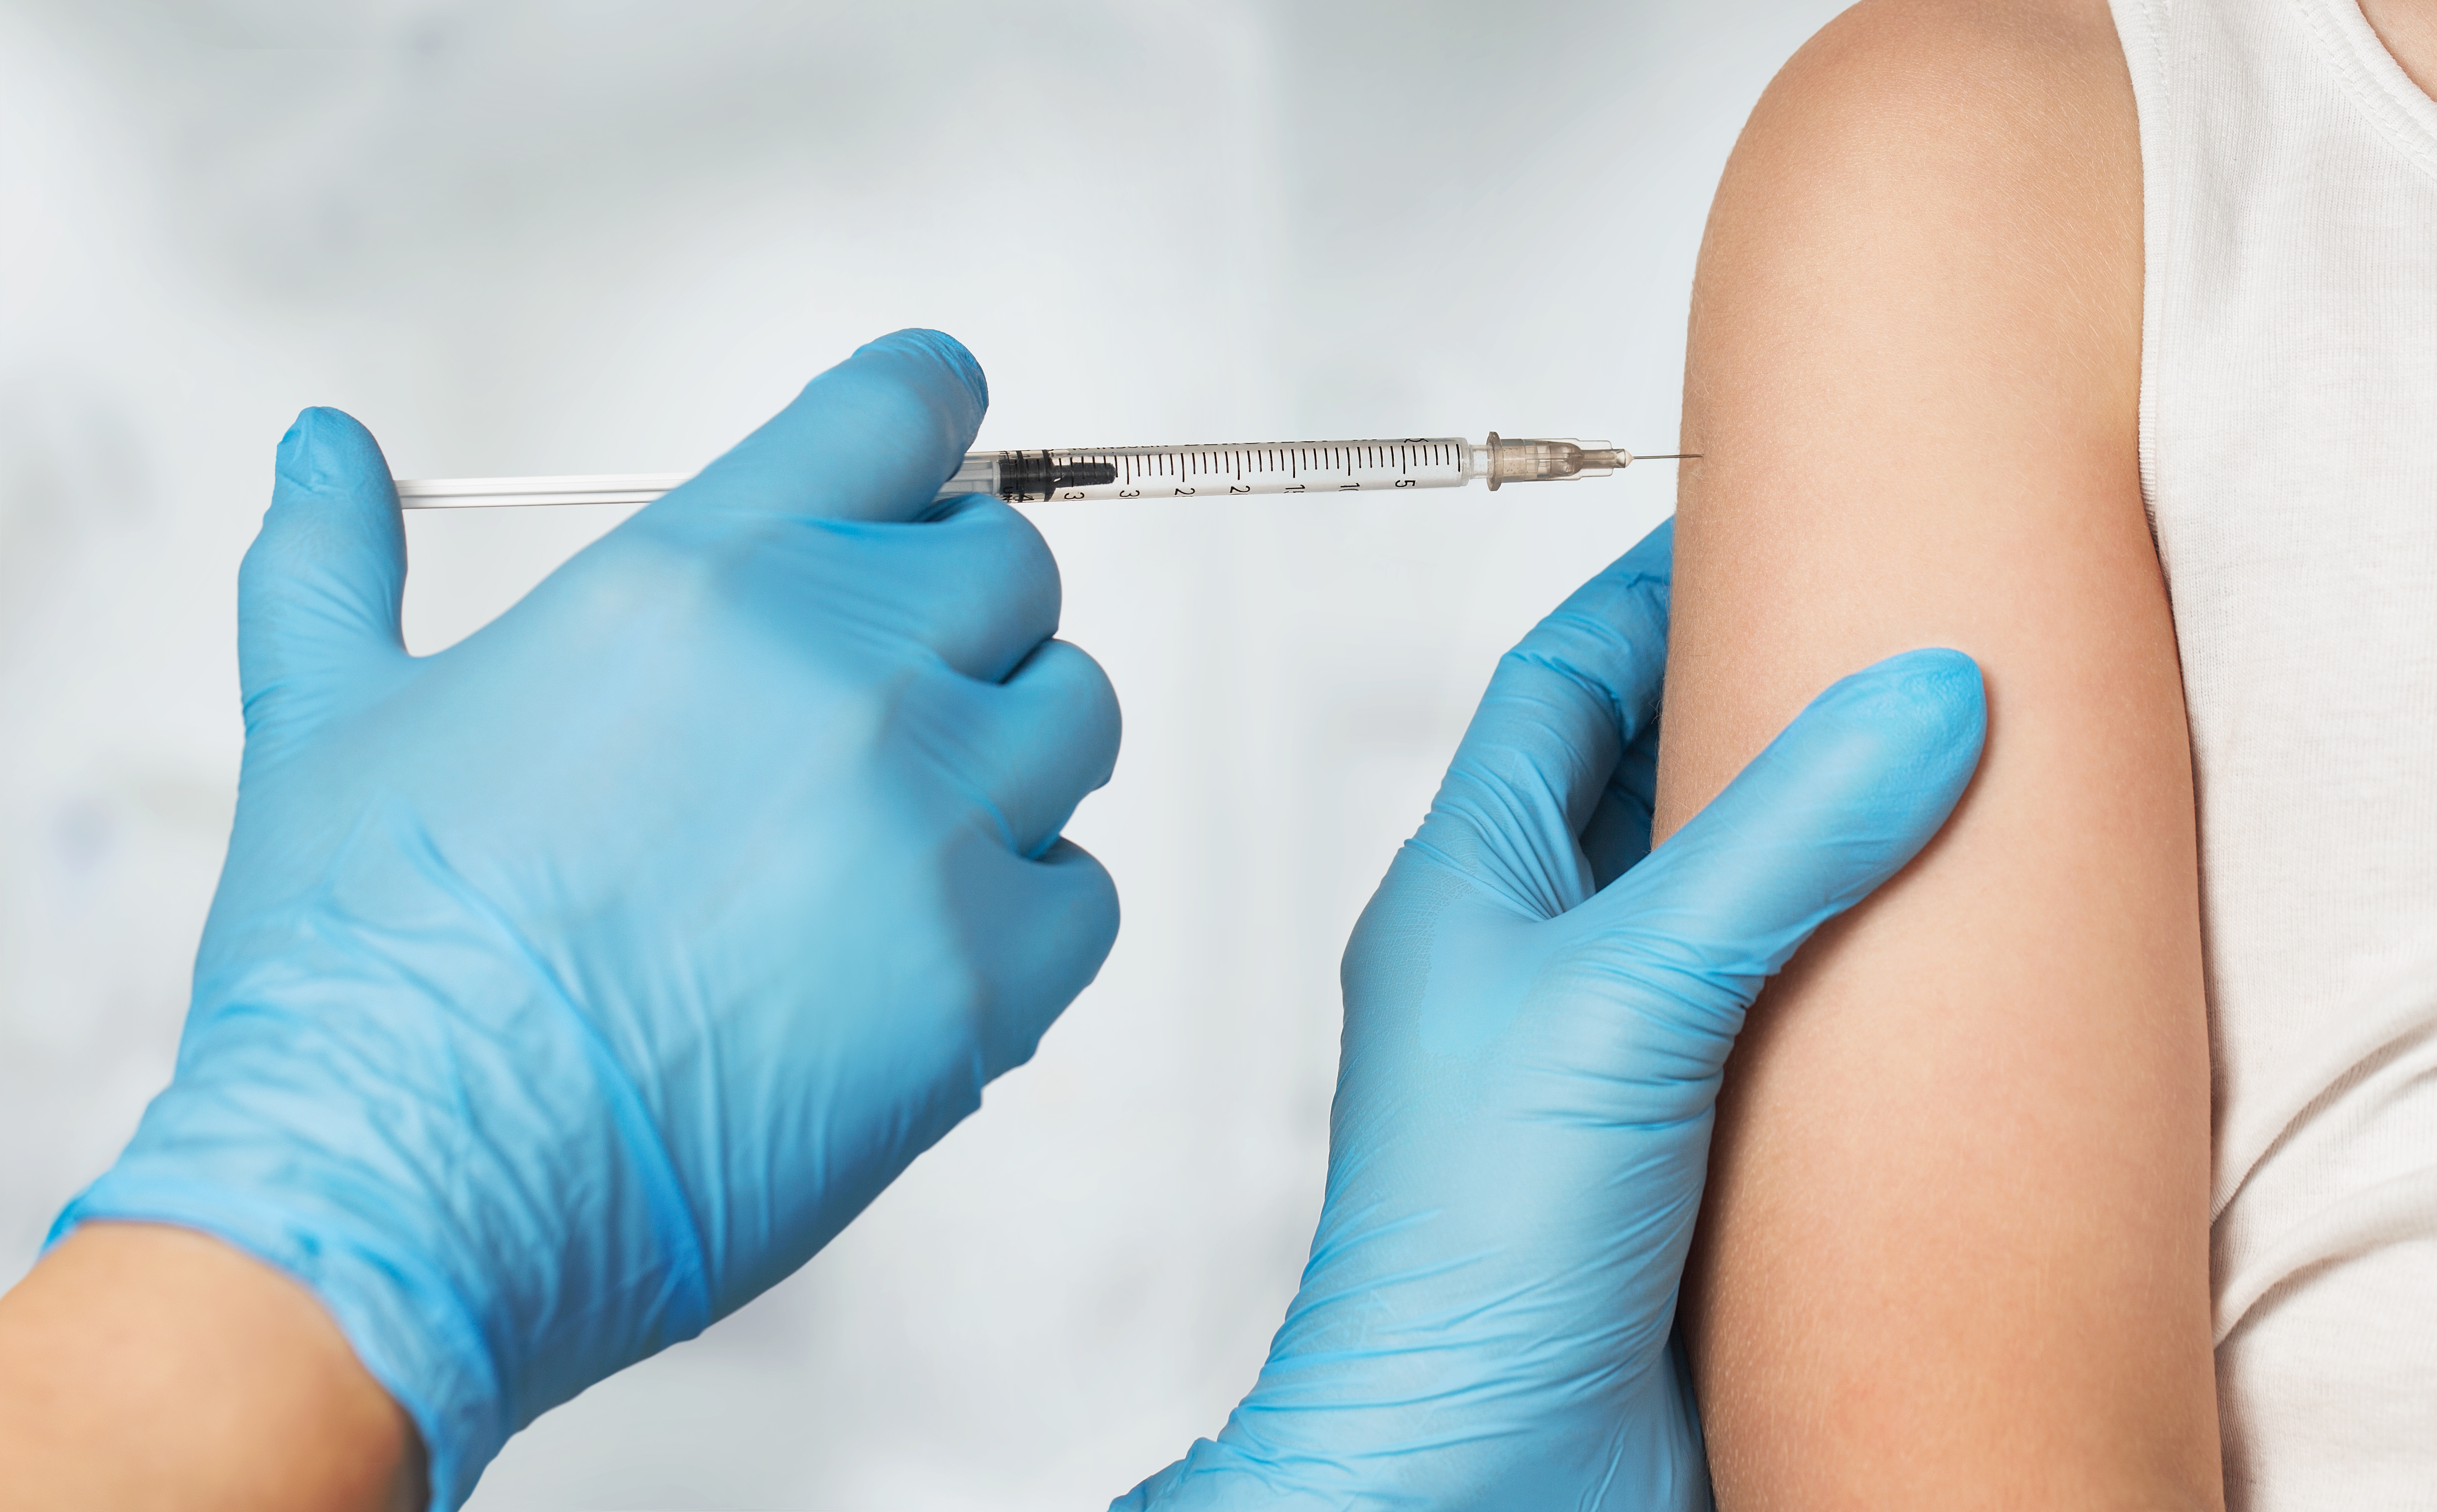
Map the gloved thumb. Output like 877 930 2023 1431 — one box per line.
237 407 409 742
1578 647 1986 1026
668 328 990 523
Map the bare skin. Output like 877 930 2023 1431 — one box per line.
2361 0 2437 95
1654 0 2222 1506
0 1224 421 1512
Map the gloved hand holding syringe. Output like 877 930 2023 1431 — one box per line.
394 435 1695 508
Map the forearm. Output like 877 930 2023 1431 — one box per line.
0 1225 421 1512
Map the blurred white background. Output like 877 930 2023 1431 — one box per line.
0 1 1837 1506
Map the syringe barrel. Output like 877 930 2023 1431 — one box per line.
937 439 1476 504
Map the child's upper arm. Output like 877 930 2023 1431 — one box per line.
1654 0 2223 1504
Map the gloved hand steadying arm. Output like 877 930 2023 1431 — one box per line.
52 331 1120 1511
1117 521 1985 1509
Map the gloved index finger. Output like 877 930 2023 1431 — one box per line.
1410 517 1674 919
670 329 989 523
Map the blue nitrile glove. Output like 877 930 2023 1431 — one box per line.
1116 520 1985 1510
52 331 1121 1511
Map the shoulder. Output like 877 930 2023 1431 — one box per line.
1661 0 2150 832
1679 0 2149 466
1684 0 2141 459
1750 0 2135 170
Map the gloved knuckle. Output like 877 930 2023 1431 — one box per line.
961 514 1059 616
890 908 993 1039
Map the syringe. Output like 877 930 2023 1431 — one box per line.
392 435 1692 509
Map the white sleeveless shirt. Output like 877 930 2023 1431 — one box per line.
2108 1 2437 1503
